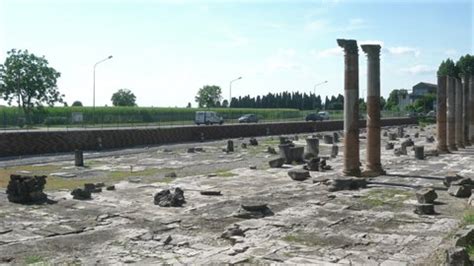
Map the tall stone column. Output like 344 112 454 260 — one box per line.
337 39 360 177
470 74 474 143
463 75 471 146
455 77 465 148
361 44 384 176
447 76 457 151
437 75 448 153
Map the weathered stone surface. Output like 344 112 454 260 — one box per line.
415 188 437 203
445 247 471 266
289 147 304 163
268 158 285 168
288 169 310 181
7 175 48 204
448 185 472 198
414 203 435 215
154 188 185 207
305 137 319 158
71 188 91 200
326 178 367 192
454 226 474 247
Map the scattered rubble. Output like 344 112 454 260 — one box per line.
288 169 310 181
154 188 186 207
7 174 48 204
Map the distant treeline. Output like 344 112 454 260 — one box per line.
230 92 344 110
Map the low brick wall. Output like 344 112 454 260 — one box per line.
0 118 417 157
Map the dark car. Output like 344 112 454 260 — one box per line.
238 114 259 123
305 113 324 122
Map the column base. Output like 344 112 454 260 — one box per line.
343 168 361 177
437 145 449 153
449 145 458 151
465 141 472 146
362 167 386 177
457 143 466 149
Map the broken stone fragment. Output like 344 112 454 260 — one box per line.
233 203 273 219
195 147 204 152
385 143 394 150
154 188 185 207
331 145 339 158
415 188 437 204
306 157 320 171
71 188 91 200
84 183 102 193
221 224 245 239
444 175 464 187
448 185 472 198
267 146 277 154
249 138 258 146
227 140 234 152
241 143 247 149
326 178 367 192
323 135 333 144
426 136 435 143
445 247 471 266
454 225 474 247
200 190 222 196
7 175 48 204
414 146 425 160
164 172 177 178
106 185 115 191
414 203 435 215
388 133 397 141
268 158 285 168
288 169 310 181
249 165 257 170
187 148 195 153
163 235 172 245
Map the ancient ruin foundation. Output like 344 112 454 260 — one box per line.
337 39 360 176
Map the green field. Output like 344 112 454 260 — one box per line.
0 106 407 129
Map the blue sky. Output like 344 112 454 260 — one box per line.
0 0 473 107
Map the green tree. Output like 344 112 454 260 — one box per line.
111 89 136 106
195 85 222 108
72 101 83 107
437 58 459 77
456 54 474 76
0 49 63 123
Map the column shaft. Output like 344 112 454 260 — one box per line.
455 78 465 148
437 75 448 152
470 75 474 143
447 76 457 151
362 44 383 175
463 75 471 145
337 39 360 177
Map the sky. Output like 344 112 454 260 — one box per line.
0 0 473 107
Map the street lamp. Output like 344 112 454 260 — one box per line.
313 80 328 110
93 55 113 109
229 76 242 107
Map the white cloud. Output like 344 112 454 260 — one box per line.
305 19 327 31
265 48 301 72
387 46 420 57
311 47 342 58
401 65 435 75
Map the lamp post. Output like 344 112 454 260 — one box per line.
229 76 242 107
313 80 328 110
93 55 113 109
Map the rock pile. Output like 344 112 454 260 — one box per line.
233 202 273 219
447 176 473 198
154 188 186 207
7 174 48 204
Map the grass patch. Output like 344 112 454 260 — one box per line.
0 164 64 188
467 245 474 259
24 255 44 264
361 188 412 208
463 210 474 225
282 231 351 247
214 169 237 177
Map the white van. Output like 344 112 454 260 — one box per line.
195 111 224 125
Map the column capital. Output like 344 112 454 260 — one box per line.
337 39 358 54
361 44 381 56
